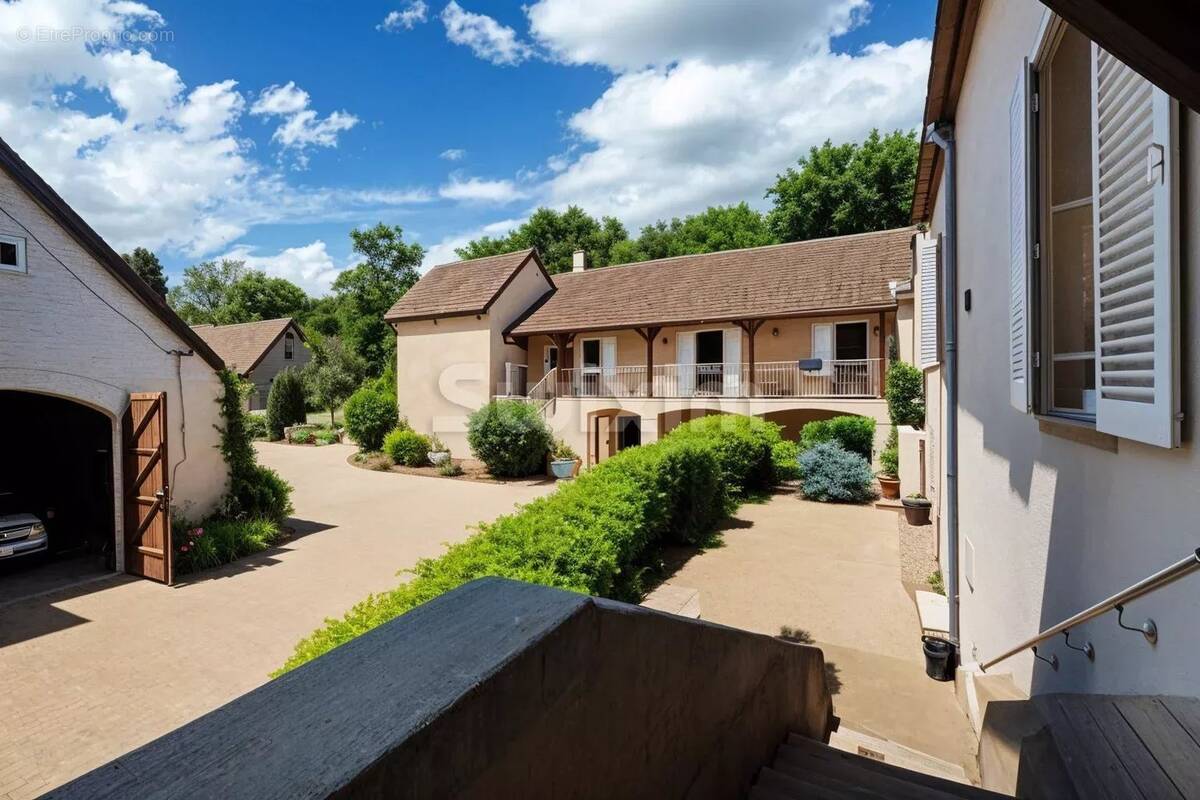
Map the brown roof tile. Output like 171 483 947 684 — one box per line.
508 227 916 336
190 317 299 374
384 248 545 322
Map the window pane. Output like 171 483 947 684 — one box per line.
1050 204 1095 357
582 340 600 367
0 242 16 266
835 323 868 360
1052 358 1096 412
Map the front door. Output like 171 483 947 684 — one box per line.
544 345 558 374
834 322 870 395
123 392 172 584
695 330 724 395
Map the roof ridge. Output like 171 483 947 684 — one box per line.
191 317 294 330
424 246 535 274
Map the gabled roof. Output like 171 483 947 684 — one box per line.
190 317 303 375
506 227 916 337
0 136 225 371
384 248 550 323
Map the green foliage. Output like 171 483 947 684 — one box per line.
798 415 876 461
885 360 925 427
266 367 307 440
771 440 802 482
343 386 399 451
169 259 247 323
216 371 293 522
609 203 777 264
244 412 269 441
467 400 554 477
313 429 340 445
122 247 168 296
665 414 781 494
550 438 579 461
276 426 738 675
383 428 431 467
290 428 315 444
928 570 946 596
167 258 311 325
879 425 899 477
438 461 464 477
766 129 920 242
303 336 365 426
175 518 283 575
799 442 877 503
332 223 424 376
456 206 629 274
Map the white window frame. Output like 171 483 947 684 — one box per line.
284 331 295 360
0 234 27 274
579 337 602 373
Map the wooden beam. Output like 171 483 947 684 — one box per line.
735 320 765 397
635 327 662 397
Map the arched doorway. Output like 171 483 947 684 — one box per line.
586 409 642 466
0 391 115 575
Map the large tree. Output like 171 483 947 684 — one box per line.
167 259 247 324
765 129 919 243
217 271 312 325
332 223 424 376
456 206 628 273
610 203 777 264
122 247 169 297
303 336 365 427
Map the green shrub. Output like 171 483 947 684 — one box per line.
313 429 340 445
234 464 294 522
244 412 269 441
798 415 876 461
276 426 738 675
175 518 283 574
879 425 899 477
266 368 307 440
799 442 877 503
438 461 464 477
665 414 780 493
217 371 294 522
551 438 579 461
290 428 315 444
886 361 925 427
467 400 553 477
383 428 431 467
771 440 802 482
343 387 399 451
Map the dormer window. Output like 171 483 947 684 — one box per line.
284 331 294 359
0 234 26 273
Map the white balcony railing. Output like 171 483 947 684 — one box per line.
543 359 882 400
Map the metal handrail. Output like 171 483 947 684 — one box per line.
980 547 1200 671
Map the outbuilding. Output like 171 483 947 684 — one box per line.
0 137 229 586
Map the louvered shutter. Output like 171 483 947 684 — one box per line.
1091 45 1179 447
723 327 741 396
918 237 939 368
1009 62 1033 413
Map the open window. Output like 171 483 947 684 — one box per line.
0 234 27 273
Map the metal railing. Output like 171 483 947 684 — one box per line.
980 547 1200 672
544 359 882 400
502 362 528 397
525 367 557 415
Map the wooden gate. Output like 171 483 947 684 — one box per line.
123 392 172 584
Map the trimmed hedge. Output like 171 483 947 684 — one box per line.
384 428 431 467
799 415 876 461
771 440 802 482
343 387 399 451
799 442 876 503
467 400 553 477
886 361 925 427
274 416 777 675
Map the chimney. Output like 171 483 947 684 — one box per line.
572 249 587 272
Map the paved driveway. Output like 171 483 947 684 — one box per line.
0 443 552 798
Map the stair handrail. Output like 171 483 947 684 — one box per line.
980 547 1200 671
526 367 557 415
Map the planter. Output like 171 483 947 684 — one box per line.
922 635 956 681
878 475 901 500
428 451 451 466
550 459 577 480
902 496 932 526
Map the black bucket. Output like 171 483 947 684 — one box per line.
922 635 956 681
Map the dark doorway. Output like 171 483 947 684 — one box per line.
696 330 724 363
617 416 641 450
835 322 869 360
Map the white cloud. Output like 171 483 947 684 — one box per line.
250 81 358 166
249 81 309 115
439 174 526 204
439 147 466 161
440 1 532 66
221 240 351 295
378 1 428 32
420 217 525 270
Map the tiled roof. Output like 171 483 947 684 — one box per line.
190 317 298 374
384 248 543 322
508 227 916 336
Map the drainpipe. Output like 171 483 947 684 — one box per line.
925 121 960 648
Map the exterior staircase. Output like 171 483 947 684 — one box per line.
750 732 1006 799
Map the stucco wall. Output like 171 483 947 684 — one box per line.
245 326 311 411
929 0 1200 696
0 168 228 568
487 258 553 396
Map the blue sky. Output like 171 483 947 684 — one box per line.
0 0 936 294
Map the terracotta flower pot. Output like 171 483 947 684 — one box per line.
878 475 901 500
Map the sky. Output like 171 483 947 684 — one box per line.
0 0 936 296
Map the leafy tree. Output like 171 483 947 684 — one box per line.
168 259 247 324
303 336 365 426
216 272 311 325
456 206 629 273
766 129 919 243
122 247 168 297
333 223 424 376
265 367 308 440
610 203 777 264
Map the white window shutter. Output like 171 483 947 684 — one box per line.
1009 61 1033 413
601 337 617 370
1091 45 1180 447
723 327 741 396
676 331 696 396
812 323 832 375
918 237 939 368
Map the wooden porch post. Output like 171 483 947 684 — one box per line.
635 326 662 397
877 310 887 397
736 319 764 397
551 332 574 395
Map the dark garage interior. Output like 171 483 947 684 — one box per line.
0 391 115 574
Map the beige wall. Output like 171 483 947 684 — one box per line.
246 325 311 411
488 258 553 396
928 0 1200 696
0 168 228 572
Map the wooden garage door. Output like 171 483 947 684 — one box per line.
123 392 172 584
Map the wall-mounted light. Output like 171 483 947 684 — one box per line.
771 327 780 337
873 326 881 336
662 337 668 345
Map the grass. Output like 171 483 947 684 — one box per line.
927 570 946 596
306 408 345 427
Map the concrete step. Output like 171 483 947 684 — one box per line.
823 726 967 784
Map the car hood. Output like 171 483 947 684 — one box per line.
0 512 42 530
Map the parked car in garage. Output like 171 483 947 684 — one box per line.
0 492 48 561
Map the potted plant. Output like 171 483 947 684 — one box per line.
427 436 451 466
902 492 932 525
549 439 579 480
878 431 900 499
